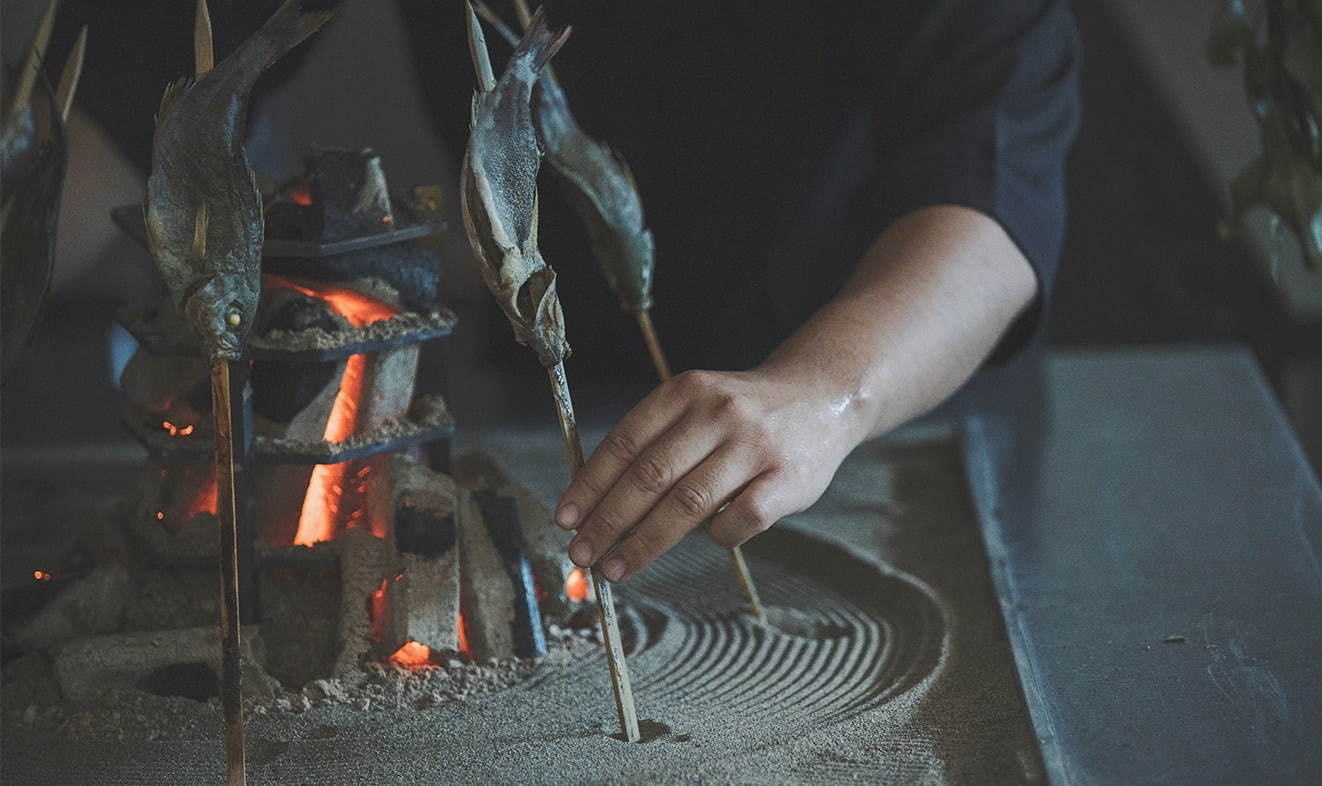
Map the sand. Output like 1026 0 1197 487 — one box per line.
2 428 1040 784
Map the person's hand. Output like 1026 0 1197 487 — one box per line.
555 366 864 582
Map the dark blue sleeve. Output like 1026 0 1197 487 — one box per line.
872 0 1082 360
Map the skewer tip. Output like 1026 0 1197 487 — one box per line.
464 1 497 93
195 0 214 77
54 26 86 123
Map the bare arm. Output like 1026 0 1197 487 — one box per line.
556 205 1038 582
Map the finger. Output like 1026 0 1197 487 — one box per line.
599 445 757 582
555 382 685 530
706 472 793 548
567 412 724 567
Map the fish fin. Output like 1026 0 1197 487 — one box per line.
195 0 214 77
466 2 497 93
9 0 58 118
191 203 209 260
513 0 534 30
230 0 337 78
54 26 86 123
511 7 569 73
156 75 195 122
612 148 639 192
470 0 521 49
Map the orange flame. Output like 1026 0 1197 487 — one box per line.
388 640 434 669
265 276 398 547
565 568 589 603
33 570 51 582
187 468 219 520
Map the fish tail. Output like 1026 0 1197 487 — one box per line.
233 0 338 77
512 6 570 73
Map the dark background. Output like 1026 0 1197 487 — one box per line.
1 0 1316 465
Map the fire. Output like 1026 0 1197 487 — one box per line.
565 568 589 603
33 570 51 582
457 612 470 657
186 468 219 520
286 183 313 206
388 640 434 668
161 420 194 437
264 275 398 546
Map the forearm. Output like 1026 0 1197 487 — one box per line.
760 204 1038 442
555 204 1040 580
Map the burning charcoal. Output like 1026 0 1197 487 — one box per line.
453 451 577 614
51 625 277 705
458 487 547 661
333 526 393 675
369 456 462 658
120 349 214 440
251 291 344 430
128 460 220 560
15 563 132 653
355 345 421 432
308 148 395 237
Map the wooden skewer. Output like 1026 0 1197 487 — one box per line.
211 359 247 786
54 26 86 123
195 0 215 77
9 0 58 120
632 310 768 626
633 309 672 383
548 361 641 743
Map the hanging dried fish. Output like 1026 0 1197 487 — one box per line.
473 0 766 625
144 3 334 783
1 1 87 381
145 0 335 362
459 3 641 743
472 0 655 315
460 3 572 368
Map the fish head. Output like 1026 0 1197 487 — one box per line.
183 275 256 361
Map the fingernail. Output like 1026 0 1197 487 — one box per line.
603 558 626 582
570 541 592 566
556 502 580 529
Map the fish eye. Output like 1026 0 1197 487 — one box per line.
226 307 242 329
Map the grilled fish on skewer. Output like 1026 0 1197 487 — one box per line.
472 0 655 314
460 4 641 743
145 0 335 361
1 2 87 380
460 4 571 368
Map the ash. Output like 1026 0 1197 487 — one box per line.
2 625 600 743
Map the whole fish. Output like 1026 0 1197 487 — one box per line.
145 0 335 361
460 4 571 368
1 2 86 381
472 0 655 313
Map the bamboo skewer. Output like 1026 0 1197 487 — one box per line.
548 362 640 742
210 359 246 786
633 310 672 383
53 26 86 123
461 3 640 742
8 0 57 120
631 311 768 626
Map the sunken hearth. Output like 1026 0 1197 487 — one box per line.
6 148 591 708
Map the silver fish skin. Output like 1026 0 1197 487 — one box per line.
472 1 655 313
460 8 572 368
145 0 334 361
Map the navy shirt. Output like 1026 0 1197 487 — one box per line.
412 0 1081 372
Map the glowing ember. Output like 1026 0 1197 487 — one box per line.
388 640 434 669
186 468 219 520
457 612 471 657
155 511 165 521
161 420 194 436
33 570 51 582
565 568 590 603
286 183 313 206
267 275 399 546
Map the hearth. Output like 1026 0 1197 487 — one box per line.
9 148 590 703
